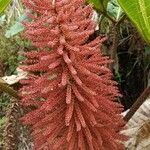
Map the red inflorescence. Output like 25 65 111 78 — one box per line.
20 0 127 149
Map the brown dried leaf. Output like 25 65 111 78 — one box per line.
122 98 150 150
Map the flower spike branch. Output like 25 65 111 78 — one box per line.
20 0 126 149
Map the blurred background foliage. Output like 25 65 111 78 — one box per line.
0 0 30 147
0 0 149 149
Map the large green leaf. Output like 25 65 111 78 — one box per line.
0 0 11 14
87 0 109 12
118 0 150 45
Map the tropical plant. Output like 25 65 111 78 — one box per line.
0 0 149 150
19 0 127 149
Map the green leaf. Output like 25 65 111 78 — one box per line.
118 0 150 45
0 0 11 14
5 14 28 38
145 46 150 55
5 22 24 38
107 0 123 21
0 14 6 25
87 0 109 12
0 117 7 126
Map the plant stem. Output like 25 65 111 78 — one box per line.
109 23 119 71
116 14 126 26
124 87 150 122
104 13 116 23
0 79 19 99
100 11 116 23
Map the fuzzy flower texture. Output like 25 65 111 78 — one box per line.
20 0 126 149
